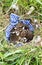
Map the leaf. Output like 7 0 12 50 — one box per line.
0 52 3 60
3 49 24 58
36 0 42 5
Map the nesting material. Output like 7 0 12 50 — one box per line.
34 19 38 23
26 6 35 15
5 13 34 43
11 4 19 10
36 24 39 29
10 22 34 43
40 41 42 46
34 36 41 43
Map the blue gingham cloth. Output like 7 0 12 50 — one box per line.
10 13 20 25
5 13 34 41
20 20 34 32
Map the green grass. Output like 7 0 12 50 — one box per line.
0 30 42 65
0 0 42 20
0 43 42 65
0 31 42 65
0 0 42 65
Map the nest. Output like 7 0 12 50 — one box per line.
10 22 34 43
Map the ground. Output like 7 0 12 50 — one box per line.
0 0 42 65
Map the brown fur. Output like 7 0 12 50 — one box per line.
10 22 34 43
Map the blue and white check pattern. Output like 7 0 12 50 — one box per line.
10 13 19 25
20 20 34 32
